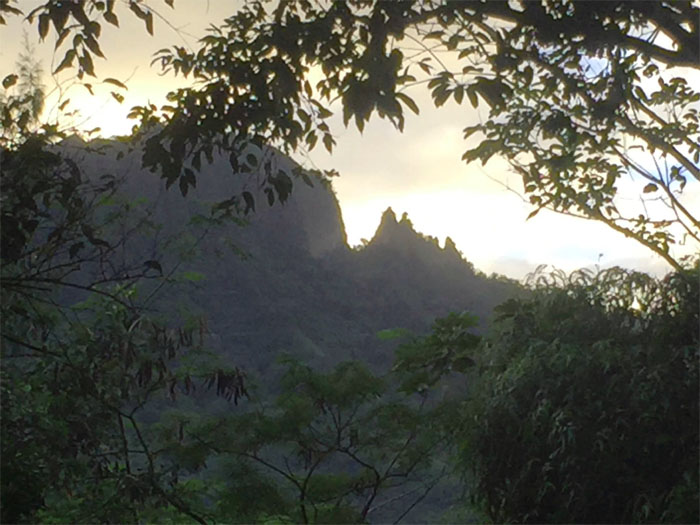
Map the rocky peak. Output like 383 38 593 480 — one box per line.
370 207 420 247
444 236 461 257
379 206 398 227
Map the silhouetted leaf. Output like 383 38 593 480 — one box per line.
2 74 17 89
242 191 255 213
104 11 119 26
54 49 76 74
38 13 49 39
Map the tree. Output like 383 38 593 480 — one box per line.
1 45 246 525
150 0 698 271
0 10 451 522
0 31 45 127
154 357 454 524
460 265 698 523
387 264 699 523
4 1 697 268
3 2 698 521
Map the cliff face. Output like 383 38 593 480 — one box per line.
68 139 519 377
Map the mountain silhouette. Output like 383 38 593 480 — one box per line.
66 138 520 380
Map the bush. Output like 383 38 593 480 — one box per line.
462 266 699 523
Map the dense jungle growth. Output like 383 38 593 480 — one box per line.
1 1 698 523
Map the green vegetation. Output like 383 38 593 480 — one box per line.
463 266 699 523
2 1 698 523
1 36 242 525
390 268 699 523
153 357 455 523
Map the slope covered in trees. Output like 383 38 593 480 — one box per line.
3 129 696 524
0 131 516 523
2 1 698 522
67 137 519 377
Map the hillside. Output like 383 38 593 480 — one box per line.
67 138 520 380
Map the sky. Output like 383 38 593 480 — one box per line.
2 1 698 280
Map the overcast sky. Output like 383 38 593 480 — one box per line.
2 1 697 280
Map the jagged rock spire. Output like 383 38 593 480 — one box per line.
371 207 419 246
381 207 398 224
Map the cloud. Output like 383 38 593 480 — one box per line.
4 1 694 280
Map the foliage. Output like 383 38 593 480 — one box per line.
5 1 697 266
457 6 700 271
461 265 699 523
0 30 45 130
156 357 454 524
0 68 245 524
393 311 480 393
0 40 511 521
3 2 699 522
170 0 698 268
0 284 225 523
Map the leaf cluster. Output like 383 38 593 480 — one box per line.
0 89 245 523
158 357 452 523
8 1 698 267
461 264 699 523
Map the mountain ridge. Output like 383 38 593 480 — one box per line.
67 139 521 377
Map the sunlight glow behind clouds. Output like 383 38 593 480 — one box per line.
2 1 696 280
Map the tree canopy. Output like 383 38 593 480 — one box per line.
2 2 699 523
5 0 696 268
461 265 699 523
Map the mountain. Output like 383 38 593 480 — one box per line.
68 138 520 380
